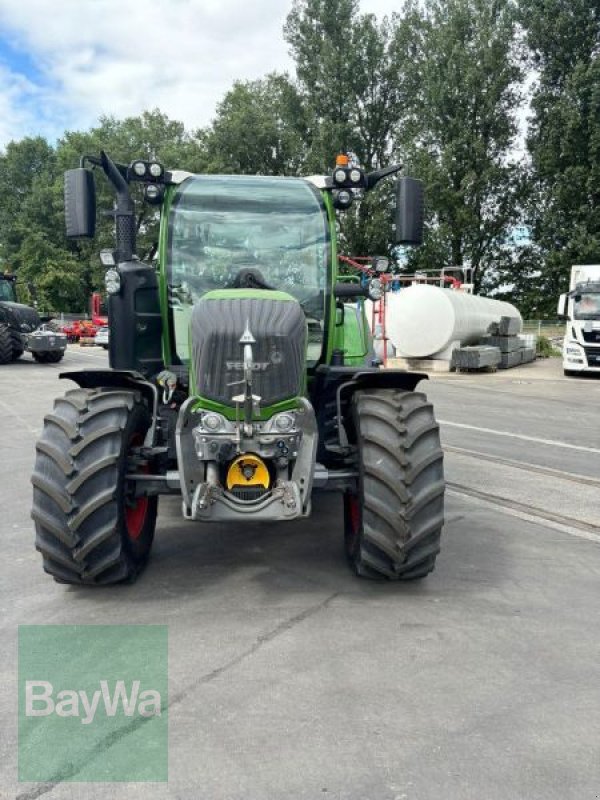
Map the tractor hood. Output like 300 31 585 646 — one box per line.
0 301 41 333
190 289 307 408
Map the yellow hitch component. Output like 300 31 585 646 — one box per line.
226 454 271 490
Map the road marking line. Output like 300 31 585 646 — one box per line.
444 445 600 488
438 420 600 455
447 484 600 544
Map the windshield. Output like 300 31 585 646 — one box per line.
0 280 17 302
573 292 600 320
167 175 329 365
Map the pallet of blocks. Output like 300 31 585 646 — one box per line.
451 346 502 372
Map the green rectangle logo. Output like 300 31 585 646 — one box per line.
19 625 168 782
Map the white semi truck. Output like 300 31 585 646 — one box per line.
558 264 600 376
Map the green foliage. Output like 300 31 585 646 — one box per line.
536 335 561 358
0 0 598 317
521 0 600 309
396 0 525 288
0 111 208 311
204 74 308 175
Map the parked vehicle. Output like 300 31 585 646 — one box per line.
95 326 109 349
0 274 66 364
31 151 444 585
558 265 600 376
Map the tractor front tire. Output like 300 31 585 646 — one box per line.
0 324 13 364
344 389 444 580
31 388 157 585
33 350 64 364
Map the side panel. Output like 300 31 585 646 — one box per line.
321 190 339 366
108 261 163 378
158 186 176 366
334 301 373 366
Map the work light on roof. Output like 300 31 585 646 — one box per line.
148 162 163 178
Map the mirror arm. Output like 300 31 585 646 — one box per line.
365 163 403 191
81 153 129 183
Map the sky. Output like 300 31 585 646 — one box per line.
0 0 401 148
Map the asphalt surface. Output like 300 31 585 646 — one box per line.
1 348 599 799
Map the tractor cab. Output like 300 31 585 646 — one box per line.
166 175 330 366
0 274 18 303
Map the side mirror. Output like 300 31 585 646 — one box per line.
394 177 424 246
557 294 568 317
64 168 96 238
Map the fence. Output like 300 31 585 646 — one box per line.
522 319 564 339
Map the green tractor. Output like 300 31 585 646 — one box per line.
31 151 444 584
0 274 67 364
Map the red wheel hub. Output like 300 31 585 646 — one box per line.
125 433 148 541
348 494 361 536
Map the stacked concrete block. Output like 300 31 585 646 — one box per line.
520 347 536 365
489 315 522 336
499 349 522 369
451 346 501 371
481 335 522 353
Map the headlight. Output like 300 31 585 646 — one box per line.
566 346 581 355
373 256 389 273
333 189 353 210
202 412 225 432
104 268 121 295
273 412 295 433
367 277 384 301
349 168 362 183
144 184 164 204
99 249 116 267
333 168 347 184
131 160 147 177
148 161 163 178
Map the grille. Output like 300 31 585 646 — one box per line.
229 486 269 502
585 346 600 367
191 293 307 407
581 330 600 344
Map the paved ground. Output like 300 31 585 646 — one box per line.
1 348 599 799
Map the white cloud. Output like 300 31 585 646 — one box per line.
0 0 402 147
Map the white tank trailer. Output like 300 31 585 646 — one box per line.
386 284 522 359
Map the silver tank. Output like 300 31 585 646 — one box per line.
386 284 522 358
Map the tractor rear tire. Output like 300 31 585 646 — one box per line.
0 324 13 364
33 351 64 364
31 388 158 585
344 389 444 580
10 330 23 360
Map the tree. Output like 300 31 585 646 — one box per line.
521 0 600 313
285 0 405 171
204 74 308 175
284 0 409 256
394 0 524 289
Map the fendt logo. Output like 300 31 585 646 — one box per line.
25 680 162 725
19 625 168 782
226 360 270 371
226 347 282 371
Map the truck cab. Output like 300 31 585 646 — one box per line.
558 265 600 375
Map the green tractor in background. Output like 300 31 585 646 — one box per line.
0 273 67 364
31 151 444 584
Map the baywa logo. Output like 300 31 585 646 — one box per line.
25 679 162 725
19 625 168 783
